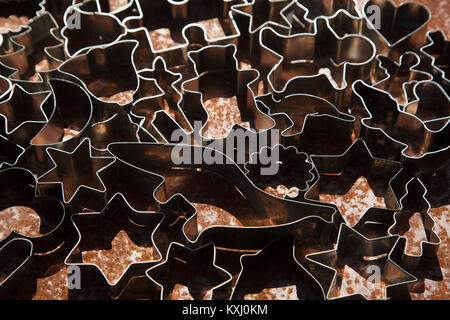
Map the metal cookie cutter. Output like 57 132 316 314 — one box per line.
106 142 341 250
231 0 298 37
258 73 347 112
212 211 342 300
114 27 190 76
86 111 141 157
291 214 342 265
256 91 356 155
38 0 130 63
403 80 450 131
65 193 164 298
255 8 373 109
124 0 242 55
231 0 314 63
360 0 430 60
179 44 275 140
37 138 114 211
419 30 449 95
0 0 445 301
372 51 433 105
57 40 139 103
0 167 66 254
0 238 33 298
352 80 450 175
56 38 171 113
98 157 196 260
213 216 343 296
231 234 325 300
146 242 232 300
18 76 123 177
0 83 49 147
152 193 198 258
244 144 315 200
60 5 126 58
304 139 403 228
17 78 96 177
259 16 376 97
131 56 192 141
97 151 165 212
355 177 441 273
0 12 64 92
144 44 278 146
305 223 417 300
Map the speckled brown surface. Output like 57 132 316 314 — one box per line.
318 251 390 300
0 0 39 33
109 0 129 12
31 265 69 300
200 71 252 138
0 15 28 33
80 229 158 284
0 0 448 300
0 207 42 240
318 176 387 227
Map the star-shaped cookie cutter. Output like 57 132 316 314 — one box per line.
305 223 417 300
304 138 403 227
37 138 114 205
146 241 232 300
65 193 164 298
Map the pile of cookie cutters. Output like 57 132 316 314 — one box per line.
0 0 448 300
